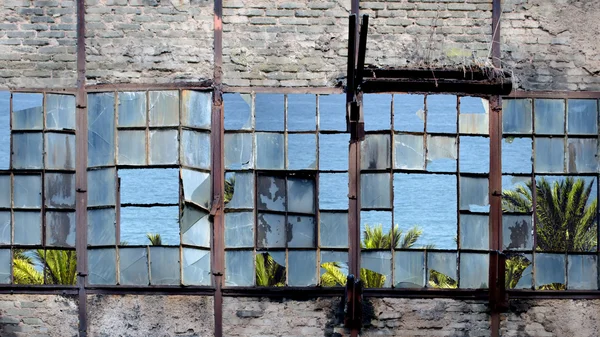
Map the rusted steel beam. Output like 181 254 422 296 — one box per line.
506 91 600 99
85 81 213 92
361 78 512 96
355 15 369 90
363 288 489 299
508 290 600 299
222 86 343 94
221 287 344 298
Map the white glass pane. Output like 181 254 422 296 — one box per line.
534 138 564 173
503 99 532 134
150 247 180 285
45 173 75 209
394 133 424 170
45 133 76 170
149 91 179 126
88 249 117 285
534 99 564 135
181 130 210 169
224 133 253 170
288 251 317 286
119 248 149 286
45 211 75 247
361 134 391 170
117 92 146 127
361 251 392 288
149 130 178 165
287 177 315 214
12 133 43 169
46 94 76 130
13 175 41 208
255 133 284 170
87 168 116 207
225 250 253 286
319 212 348 248
88 93 115 167
88 208 116 246
394 251 424 288
182 248 211 286
459 253 488 289
182 90 211 129
567 99 598 135
117 130 146 165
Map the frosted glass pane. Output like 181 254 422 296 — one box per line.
181 169 211 209
150 247 180 285
502 137 532 174
117 130 146 165
319 94 346 131
224 93 252 130
426 135 457 172
88 93 115 167
149 91 179 126
117 92 146 127
224 133 253 170
567 138 598 173
426 95 457 133
12 133 43 169
0 249 9 283
180 204 210 247
87 168 116 207
257 176 286 212
393 94 424 132
319 212 348 248
534 138 564 173
255 94 284 131
119 248 149 286
535 253 565 290
459 176 489 212
361 251 392 288
88 249 116 285
182 248 211 286
0 92 8 170
0 212 10 244
287 177 315 214
225 250 253 286
88 208 116 246
287 94 316 131
459 253 488 289
427 252 457 288
459 97 488 135
361 134 391 170
225 212 254 248
224 172 254 209
257 213 285 248
534 99 564 134
0 175 9 208
567 99 598 135
149 130 178 165
287 133 317 170
319 173 348 210
319 133 349 171
182 90 211 129
459 136 489 173
13 175 41 208
289 251 317 286
181 130 210 169
394 133 424 170
45 133 76 170
503 99 532 134
14 211 41 245
46 94 76 130
502 215 533 250
45 211 75 247
363 94 392 131
45 173 75 209
459 214 489 250
567 255 597 290
287 215 315 248
360 173 391 209
256 133 284 169
12 93 43 130
394 251 424 288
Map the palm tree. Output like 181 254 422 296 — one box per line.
13 249 77 285
146 233 162 246
255 252 285 287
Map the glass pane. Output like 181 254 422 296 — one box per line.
319 212 348 248
460 176 489 212
0 212 10 244
181 130 210 169
567 255 597 290
181 204 210 247
459 97 489 135
360 173 391 209
257 213 285 248
149 247 180 285
394 251 424 288
503 99 532 134
46 211 75 247
361 251 392 288
45 173 75 209
361 134 391 170
0 92 8 169
535 253 566 290
224 133 253 170
88 93 115 167
255 94 284 131
12 133 43 169
14 211 41 245
224 93 252 130
182 248 211 286
534 138 564 173
319 94 346 131
45 133 76 170
0 175 9 208
287 134 317 170
320 251 348 287
459 253 488 289
117 130 146 165
225 250 253 286
13 174 41 208
87 168 116 207
182 90 211 129
459 136 489 173
149 130 178 165
502 175 533 213
181 168 211 209
117 92 146 127
120 168 178 205
361 211 392 243
0 249 9 284
149 91 179 126
287 177 315 214
319 133 349 171
502 137 532 174
502 215 533 250
567 138 598 173
224 172 254 209
256 251 286 286
426 95 457 133
319 173 348 210
121 206 179 245
459 214 489 250
46 94 76 130
567 99 598 135
287 94 316 131
88 208 116 246
289 251 317 286
225 212 254 248
393 94 424 132
534 99 565 135
256 133 284 170
287 215 315 248
363 94 391 131
426 135 457 172
394 133 424 170
427 252 457 289
119 248 149 286
506 254 532 289
257 176 286 212
88 249 117 285
12 93 43 130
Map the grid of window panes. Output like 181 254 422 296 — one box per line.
359 94 491 289
86 90 212 286
223 93 350 287
0 92 77 285
502 98 599 290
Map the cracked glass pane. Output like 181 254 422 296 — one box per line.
182 90 211 129
567 255 597 290
224 133 253 170
181 169 211 209
459 136 489 173
0 212 10 244
535 253 566 290
361 134 391 170
117 92 146 127
88 249 116 285
459 214 489 250
181 130 210 169
88 93 115 167
567 138 598 173
426 95 457 134
256 251 286 287
87 168 116 207
0 249 10 284
320 251 348 287
534 99 565 135
0 92 8 170
287 94 316 131
287 177 315 214
45 133 76 170
319 173 348 210
45 173 75 209
257 213 285 248
394 251 424 288
150 247 180 285
361 251 392 288
506 253 532 289
427 252 457 289
87 208 116 246
287 215 315 248
14 211 41 245
319 133 349 171
117 130 146 165
289 251 316 286
287 134 317 170
13 174 41 208
12 93 43 130
567 99 598 135
149 130 178 165
224 93 252 130
255 94 284 131
393 94 425 132
460 253 488 289
225 250 253 286
360 211 392 243
120 168 179 205
502 215 533 250
502 137 532 174
181 204 210 247
503 99 532 134
319 212 348 248
182 248 211 286
46 211 75 247
149 91 179 126
426 135 457 172
257 176 286 212
394 133 424 170
319 94 346 131
459 97 488 135
224 172 254 209
364 94 392 131
46 94 76 130
360 173 391 209
225 212 254 248
459 176 489 212
534 138 564 173
0 175 9 208
12 133 43 169
119 247 149 286
501 175 533 213
121 206 179 245
256 132 284 170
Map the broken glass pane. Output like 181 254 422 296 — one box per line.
320 251 348 287
181 130 211 169
506 254 532 289
567 138 598 173
255 251 286 287
460 176 489 212
427 252 457 289
567 255 597 290
149 91 179 126
0 175 9 208
394 133 425 170
256 132 284 170
459 97 489 135
287 94 316 131
13 211 41 245
361 134 391 170
182 90 211 129
120 168 179 205
534 138 564 173
149 130 178 165
150 247 180 285
459 136 489 173
45 173 75 209
363 94 392 131
12 133 43 169
224 133 253 170
0 212 10 244
181 169 211 208
394 251 425 288
88 248 117 285
361 251 392 288
426 95 457 134
224 93 252 130
117 130 146 165
182 248 211 286
88 92 115 167
287 177 315 214
0 93 8 169
319 173 348 210
360 173 391 209
287 133 317 170
12 93 43 130
319 94 346 131
319 212 348 248
225 212 254 248
393 94 425 132
119 247 149 286
255 94 284 131
46 94 76 130
224 172 253 209
502 215 533 250
87 168 116 207
289 250 317 286
87 208 116 246
534 99 565 135
45 133 76 170
181 204 210 247
13 174 41 208
503 99 532 134
459 214 489 250
360 211 392 244
257 176 286 212
319 133 349 171
459 253 488 289
567 99 598 135
0 249 9 284
117 92 146 127
426 135 457 172
501 175 532 213
257 213 285 248
225 250 253 286
46 211 75 247
502 137 532 174
535 253 566 290
287 215 315 248
121 206 179 245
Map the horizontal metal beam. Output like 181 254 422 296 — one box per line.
222 86 343 94
506 91 600 99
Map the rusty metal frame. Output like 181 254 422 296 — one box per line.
507 91 600 99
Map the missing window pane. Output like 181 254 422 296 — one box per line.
459 97 489 135
426 95 457 134
319 173 348 210
120 206 179 245
319 94 346 131
459 136 489 174
255 94 284 131
505 253 532 289
256 251 286 287
287 94 316 131
320 251 348 287
393 94 424 132
119 169 179 205
363 94 392 131
287 134 317 170
319 133 349 171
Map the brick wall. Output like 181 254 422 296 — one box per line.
0 0 77 88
